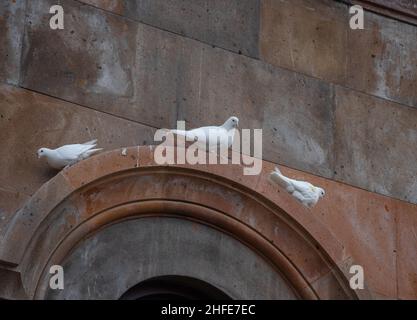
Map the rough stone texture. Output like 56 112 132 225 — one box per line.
261 157 417 299
0 0 26 85
0 147 357 299
78 0 125 15
363 0 417 15
62 147 139 189
347 10 417 109
135 23 202 129
20 0 137 117
0 173 74 266
396 202 417 299
260 0 348 84
310 270 349 300
20 0 205 129
353 0 417 25
0 188 29 236
0 268 27 299
259 160 398 298
1 145 416 299
45 218 297 299
260 0 417 109
20 0 137 110
176 42 335 178
77 0 261 57
2 147 417 298
334 86 417 204
0 83 156 204
20 0 161 128
124 0 260 57
15 0 417 204
1 0 417 300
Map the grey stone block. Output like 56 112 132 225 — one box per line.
334 86 417 203
0 0 26 85
124 0 260 57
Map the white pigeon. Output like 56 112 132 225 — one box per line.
37 139 103 170
170 116 239 152
269 167 325 208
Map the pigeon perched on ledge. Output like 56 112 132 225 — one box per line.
37 139 103 170
169 116 239 152
269 167 325 208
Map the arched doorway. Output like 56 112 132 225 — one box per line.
0 146 360 299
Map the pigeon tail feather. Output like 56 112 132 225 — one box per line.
82 139 98 146
269 170 286 187
274 166 283 176
270 168 295 192
85 148 103 156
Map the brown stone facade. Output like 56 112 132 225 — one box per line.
0 147 362 299
0 146 416 299
0 0 416 299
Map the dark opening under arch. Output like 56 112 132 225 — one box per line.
119 275 232 300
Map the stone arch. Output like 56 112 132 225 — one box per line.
0 146 361 299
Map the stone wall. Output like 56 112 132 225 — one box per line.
1 146 416 299
0 0 416 298
1 0 416 213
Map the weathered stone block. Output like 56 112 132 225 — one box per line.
396 202 417 299
21 0 137 110
179 44 335 178
260 0 348 84
135 23 202 129
311 270 350 300
347 10 417 109
21 0 213 128
353 0 417 25
0 173 73 266
78 0 125 15
260 0 417 109
0 0 26 85
124 0 260 57
0 188 29 236
334 86 417 203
